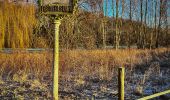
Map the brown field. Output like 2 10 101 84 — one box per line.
0 48 170 99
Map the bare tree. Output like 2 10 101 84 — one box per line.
115 0 119 49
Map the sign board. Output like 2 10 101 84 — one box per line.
40 0 76 15
42 0 71 6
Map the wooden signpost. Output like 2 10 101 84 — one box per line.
39 0 77 100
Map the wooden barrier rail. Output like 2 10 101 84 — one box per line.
137 90 170 100
89 67 170 100
118 67 170 100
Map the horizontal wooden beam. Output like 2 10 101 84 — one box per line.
137 90 170 100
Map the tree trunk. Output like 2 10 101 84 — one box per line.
115 0 119 50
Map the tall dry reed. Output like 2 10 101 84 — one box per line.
0 48 169 81
0 1 37 48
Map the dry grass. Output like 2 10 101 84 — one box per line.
0 50 52 80
62 48 169 78
0 48 169 81
0 48 170 99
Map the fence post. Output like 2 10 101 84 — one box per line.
118 67 125 100
92 95 95 100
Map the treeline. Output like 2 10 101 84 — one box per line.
0 0 169 49
79 0 169 49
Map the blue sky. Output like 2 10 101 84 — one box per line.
103 0 170 26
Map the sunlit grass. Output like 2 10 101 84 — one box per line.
0 48 169 99
0 48 169 81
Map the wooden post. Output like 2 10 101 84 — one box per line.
118 67 125 100
53 19 61 100
92 95 95 100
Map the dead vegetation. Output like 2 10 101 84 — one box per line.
0 1 37 48
0 48 170 99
